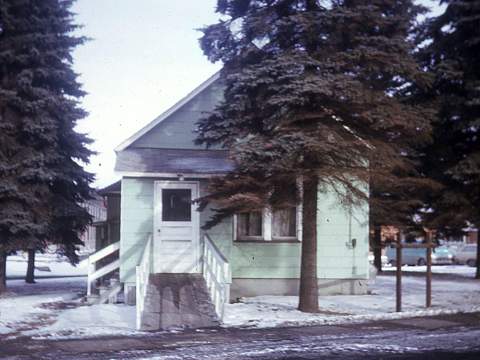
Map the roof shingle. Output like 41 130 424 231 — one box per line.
115 148 234 174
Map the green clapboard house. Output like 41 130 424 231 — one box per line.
87 72 370 331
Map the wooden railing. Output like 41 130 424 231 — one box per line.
87 241 120 296
203 234 231 320
136 235 153 330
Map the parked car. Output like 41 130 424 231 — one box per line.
385 245 454 266
454 244 478 267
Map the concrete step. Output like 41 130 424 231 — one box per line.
138 273 219 331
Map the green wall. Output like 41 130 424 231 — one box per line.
120 177 369 285
129 81 224 150
120 177 154 284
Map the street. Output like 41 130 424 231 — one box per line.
2 313 480 359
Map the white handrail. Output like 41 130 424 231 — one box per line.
136 234 153 330
203 234 231 320
88 241 120 263
87 241 120 296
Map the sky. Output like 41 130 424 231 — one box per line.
71 0 221 188
71 0 442 189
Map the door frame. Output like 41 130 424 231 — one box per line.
153 180 200 273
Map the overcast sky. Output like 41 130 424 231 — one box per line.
71 0 442 189
72 0 220 188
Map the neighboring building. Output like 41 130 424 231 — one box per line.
95 181 121 250
79 196 107 253
465 229 478 244
87 72 370 330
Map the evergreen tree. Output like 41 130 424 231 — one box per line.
0 0 93 292
369 165 437 272
418 0 480 277
197 0 432 311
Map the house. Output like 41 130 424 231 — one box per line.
86 72 369 330
79 196 107 254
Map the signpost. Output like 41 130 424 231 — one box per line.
394 231 435 312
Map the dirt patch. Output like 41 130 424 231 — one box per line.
40 301 82 311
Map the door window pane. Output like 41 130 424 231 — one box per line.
237 212 262 238
272 207 296 238
162 189 191 221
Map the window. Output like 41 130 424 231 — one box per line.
272 208 297 238
162 189 191 221
237 212 263 239
235 207 301 242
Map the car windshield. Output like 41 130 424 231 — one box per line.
434 247 450 254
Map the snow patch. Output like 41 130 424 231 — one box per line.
384 264 476 277
26 303 138 339
6 253 88 279
223 275 480 328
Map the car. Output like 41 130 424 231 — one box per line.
454 244 478 267
385 245 454 266
432 246 455 265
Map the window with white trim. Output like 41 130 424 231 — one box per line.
235 206 302 242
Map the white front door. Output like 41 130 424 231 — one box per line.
153 181 200 273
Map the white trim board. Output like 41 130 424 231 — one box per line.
115 71 221 152
116 171 225 179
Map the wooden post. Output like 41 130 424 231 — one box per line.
426 232 432 308
396 242 402 312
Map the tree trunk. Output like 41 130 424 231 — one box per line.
298 176 319 313
0 250 7 294
476 229 480 279
373 224 382 272
25 248 36 284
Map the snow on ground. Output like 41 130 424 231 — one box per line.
223 274 480 328
383 264 476 277
6 252 88 279
0 277 140 340
27 303 138 340
0 277 86 335
1 272 480 339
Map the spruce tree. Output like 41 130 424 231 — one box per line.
418 0 480 277
370 167 436 271
197 0 432 311
0 0 93 292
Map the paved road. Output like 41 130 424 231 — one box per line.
2 313 480 359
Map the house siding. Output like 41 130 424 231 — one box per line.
229 185 369 280
120 177 369 286
129 82 224 150
120 177 154 284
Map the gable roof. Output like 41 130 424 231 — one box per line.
115 71 221 152
98 180 121 196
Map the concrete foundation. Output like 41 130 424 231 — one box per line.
124 284 136 305
230 278 368 300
